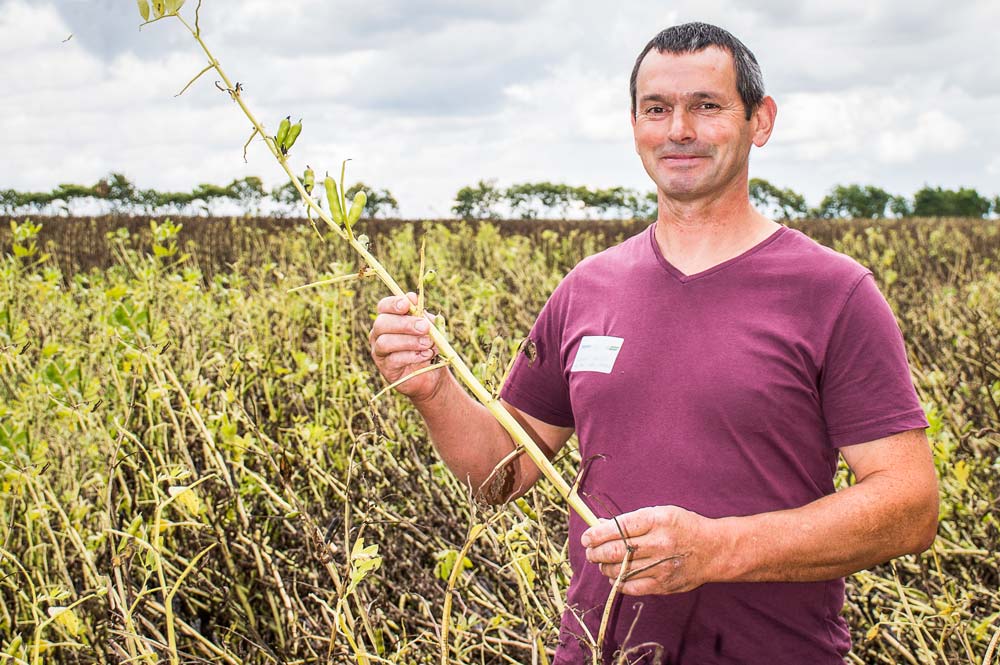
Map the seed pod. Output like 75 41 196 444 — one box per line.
303 166 315 195
164 0 185 13
422 269 437 285
324 175 345 224
275 116 290 152
283 119 303 153
357 234 370 251
347 190 367 229
137 0 151 20
152 0 165 18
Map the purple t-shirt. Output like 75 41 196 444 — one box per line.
499 223 928 664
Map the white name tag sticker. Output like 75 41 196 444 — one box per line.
570 336 624 374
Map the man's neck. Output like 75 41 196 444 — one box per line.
653 196 780 276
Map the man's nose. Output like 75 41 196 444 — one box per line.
666 108 696 143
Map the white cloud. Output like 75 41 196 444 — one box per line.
877 110 967 163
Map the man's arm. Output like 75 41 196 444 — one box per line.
412 370 574 500
582 428 939 595
369 292 574 501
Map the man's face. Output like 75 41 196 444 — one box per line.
631 46 772 203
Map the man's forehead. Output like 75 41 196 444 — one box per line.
636 47 738 93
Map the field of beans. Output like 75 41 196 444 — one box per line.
0 215 997 664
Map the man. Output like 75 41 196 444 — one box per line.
369 22 938 665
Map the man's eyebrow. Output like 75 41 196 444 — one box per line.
638 91 724 104
638 93 670 105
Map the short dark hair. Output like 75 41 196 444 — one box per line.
630 22 765 121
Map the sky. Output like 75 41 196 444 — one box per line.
3 0 999 218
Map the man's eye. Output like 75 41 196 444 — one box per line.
697 103 720 110
646 106 666 114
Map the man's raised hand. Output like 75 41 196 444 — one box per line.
369 292 443 404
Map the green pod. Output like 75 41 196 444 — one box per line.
137 0 151 21
422 269 437 285
324 175 345 224
275 116 290 152
303 166 315 195
164 0 184 13
347 190 367 228
283 119 303 153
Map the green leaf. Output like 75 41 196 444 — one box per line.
136 0 150 21
152 243 176 257
12 242 36 258
434 549 473 581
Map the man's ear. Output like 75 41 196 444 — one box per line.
752 96 777 148
630 109 638 153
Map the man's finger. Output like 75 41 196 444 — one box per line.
376 293 419 315
380 349 435 369
582 508 657 548
372 333 434 358
371 314 432 339
585 538 637 564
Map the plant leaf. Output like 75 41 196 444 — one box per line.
136 0 150 21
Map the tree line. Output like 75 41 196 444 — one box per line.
2 173 998 220
0 173 399 218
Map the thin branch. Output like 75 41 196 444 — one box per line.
287 270 375 293
242 127 258 163
175 62 214 97
370 361 451 402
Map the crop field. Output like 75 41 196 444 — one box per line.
0 215 998 664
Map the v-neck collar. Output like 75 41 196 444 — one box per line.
648 223 788 284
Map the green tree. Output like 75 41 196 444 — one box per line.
453 180 503 220
748 178 807 220
229 176 266 215
97 173 139 214
814 184 893 219
191 182 235 215
269 180 300 217
912 186 991 218
889 195 913 218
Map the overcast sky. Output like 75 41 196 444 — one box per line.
4 0 998 217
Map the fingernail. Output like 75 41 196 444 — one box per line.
419 336 431 348
420 349 433 358
397 299 408 311
414 319 429 332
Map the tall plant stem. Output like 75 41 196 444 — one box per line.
171 14 598 527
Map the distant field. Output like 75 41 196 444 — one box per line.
1 216 997 663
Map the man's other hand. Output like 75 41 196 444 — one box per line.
581 505 721 596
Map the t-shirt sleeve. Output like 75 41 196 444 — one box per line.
499 283 575 428
820 273 929 447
